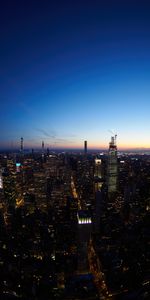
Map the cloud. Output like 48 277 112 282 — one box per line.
34 128 77 141
54 138 75 144
62 133 77 138
35 128 56 138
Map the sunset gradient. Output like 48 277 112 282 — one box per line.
1 1 150 150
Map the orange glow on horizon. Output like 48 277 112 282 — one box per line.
1 140 150 151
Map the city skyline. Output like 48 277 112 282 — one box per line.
2 135 150 151
1 1 150 150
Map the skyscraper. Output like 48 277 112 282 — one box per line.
20 137 23 154
42 141 44 157
19 137 24 164
77 210 92 274
94 157 104 193
107 135 118 194
84 140 87 155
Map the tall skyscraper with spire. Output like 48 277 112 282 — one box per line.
20 137 23 154
42 141 44 159
107 135 118 194
19 137 24 164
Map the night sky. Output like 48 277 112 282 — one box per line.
1 0 150 150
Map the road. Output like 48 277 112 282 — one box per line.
71 175 82 210
88 239 113 300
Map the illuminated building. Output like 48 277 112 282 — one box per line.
16 162 21 173
19 137 24 164
7 159 15 174
3 172 16 207
94 158 102 179
0 169 4 208
77 210 92 274
42 140 44 159
2 159 17 207
0 170 3 189
94 157 103 192
77 211 92 224
34 171 47 211
107 135 118 194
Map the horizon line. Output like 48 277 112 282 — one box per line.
1 146 150 152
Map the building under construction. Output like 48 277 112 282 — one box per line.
107 135 118 195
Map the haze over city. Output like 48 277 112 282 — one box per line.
1 0 150 150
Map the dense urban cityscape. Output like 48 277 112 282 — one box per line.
0 137 149 299
1 1 150 299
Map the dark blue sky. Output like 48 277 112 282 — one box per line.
1 0 150 149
